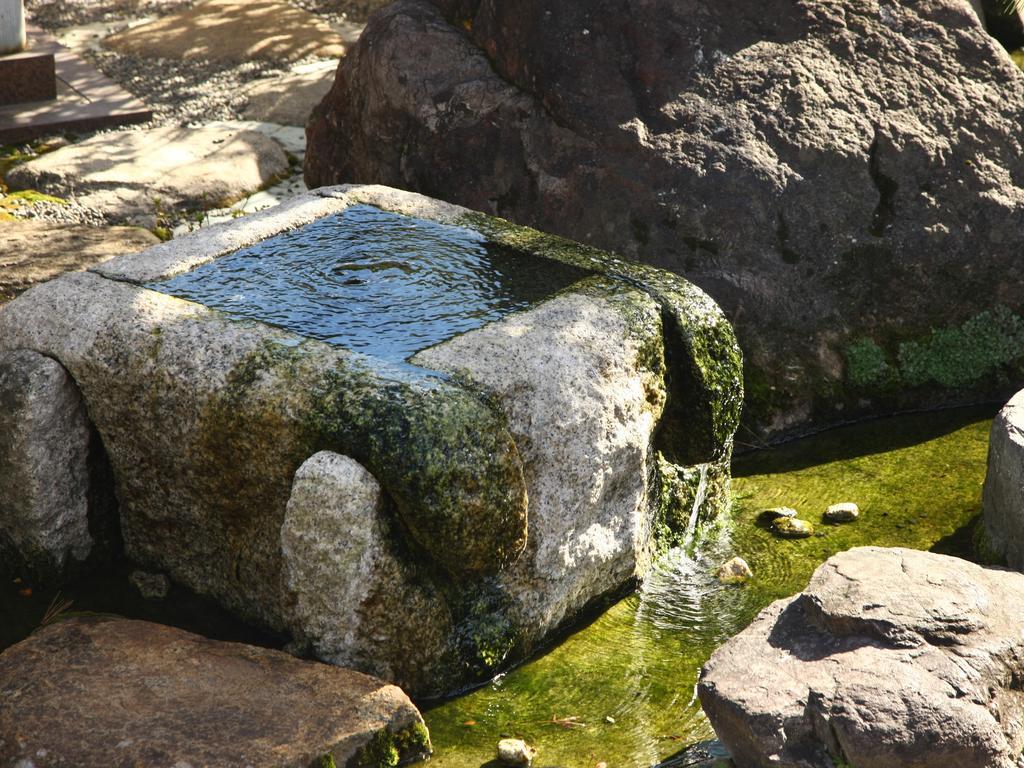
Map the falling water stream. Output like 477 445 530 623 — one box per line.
421 404 996 767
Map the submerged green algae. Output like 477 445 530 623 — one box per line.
422 405 995 768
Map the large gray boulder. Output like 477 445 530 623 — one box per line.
0 615 431 768
982 389 1024 568
305 0 1024 436
0 185 741 696
698 547 1024 768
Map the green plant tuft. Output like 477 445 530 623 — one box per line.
844 339 892 389
845 306 1024 392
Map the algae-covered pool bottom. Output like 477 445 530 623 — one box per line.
0 406 996 767
422 405 996 767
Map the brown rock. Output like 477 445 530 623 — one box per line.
0 616 431 767
0 220 157 302
103 0 347 64
305 0 1024 437
699 547 1024 768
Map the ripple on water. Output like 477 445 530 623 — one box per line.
147 204 591 370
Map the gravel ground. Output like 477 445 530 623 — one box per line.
288 0 389 24
27 0 388 28
9 0 369 226
3 198 109 226
84 50 291 126
25 0 194 30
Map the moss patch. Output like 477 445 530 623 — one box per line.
459 212 743 463
844 306 1024 392
347 722 432 768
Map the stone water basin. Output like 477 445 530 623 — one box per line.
0 185 742 698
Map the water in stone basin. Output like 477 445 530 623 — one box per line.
145 204 590 369
0 405 995 767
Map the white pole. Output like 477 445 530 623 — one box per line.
0 0 26 56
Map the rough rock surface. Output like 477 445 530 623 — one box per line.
103 0 347 63
699 547 1024 768
0 350 94 577
415 283 668 637
983 389 1024 569
0 185 741 696
5 124 290 221
280 451 455 693
0 615 431 768
0 221 158 301
306 0 1024 435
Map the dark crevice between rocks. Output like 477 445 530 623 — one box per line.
868 134 899 238
84 422 122 568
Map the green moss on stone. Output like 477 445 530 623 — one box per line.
350 730 399 768
844 306 1024 393
348 722 432 768
972 519 1005 566
653 452 732 551
844 339 893 390
449 582 518 678
459 212 743 463
187 330 530 580
897 306 1024 388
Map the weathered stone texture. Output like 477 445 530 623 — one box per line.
699 547 1024 768
280 451 455 693
0 349 93 577
5 124 290 221
983 388 1024 569
415 282 668 635
305 0 1024 435
0 616 430 768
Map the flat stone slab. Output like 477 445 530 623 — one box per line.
104 0 347 64
243 62 337 126
4 124 290 221
0 26 151 144
0 615 431 767
699 547 1024 768
0 221 158 301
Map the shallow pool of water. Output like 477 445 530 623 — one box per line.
0 406 997 767
147 204 590 366
422 405 996 767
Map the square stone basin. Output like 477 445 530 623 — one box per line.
0 185 743 697
146 203 590 372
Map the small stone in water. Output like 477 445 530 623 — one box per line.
772 517 814 539
716 556 754 583
129 570 170 600
824 502 860 523
497 738 536 766
756 506 798 526
604 715 616 724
